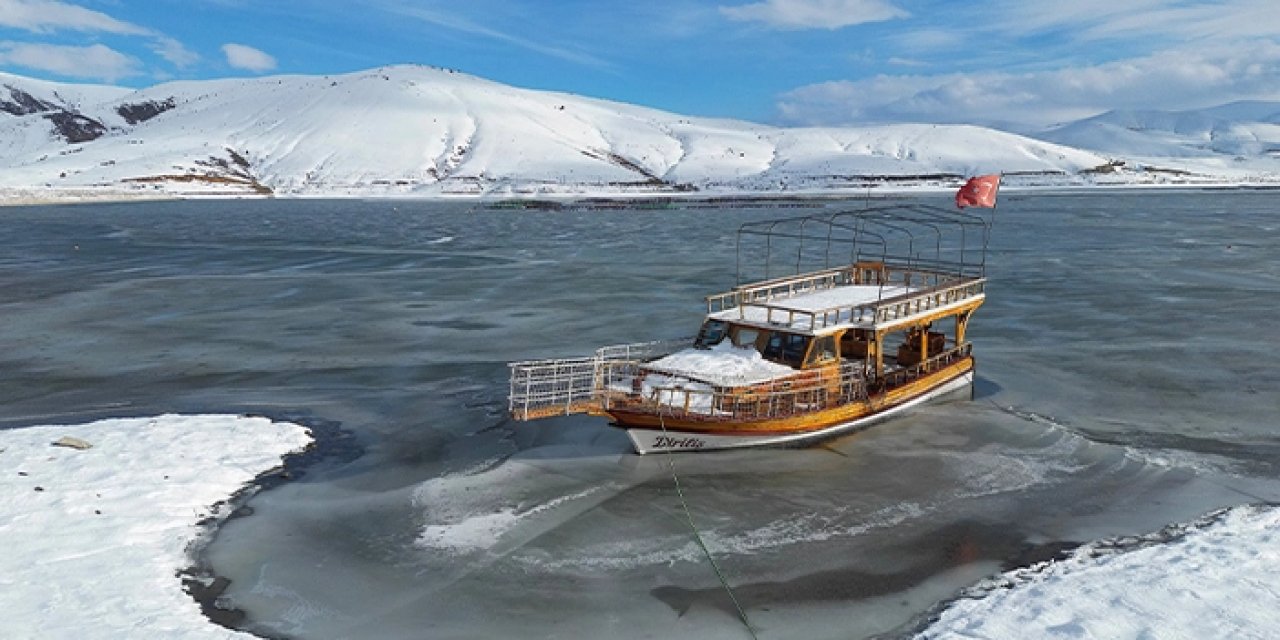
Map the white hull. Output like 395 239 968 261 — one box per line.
625 370 974 454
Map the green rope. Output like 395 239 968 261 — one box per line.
658 412 759 640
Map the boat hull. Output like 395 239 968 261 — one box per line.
616 363 974 454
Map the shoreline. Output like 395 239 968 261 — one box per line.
0 189 179 207
180 414 363 637
5 180 1280 209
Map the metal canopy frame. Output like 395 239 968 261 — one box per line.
734 203 992 285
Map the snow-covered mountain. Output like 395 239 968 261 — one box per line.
1 65 1276 199
1038 102 1280 180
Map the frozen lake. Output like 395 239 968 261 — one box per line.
2 192 1278 639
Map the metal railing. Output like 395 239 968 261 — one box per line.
867 279 985 326
509 340 973 423
508 339 689 420
601 360 869 422
508 356 600 421
707 266 852 313
595 338 691 362
709 269 984 331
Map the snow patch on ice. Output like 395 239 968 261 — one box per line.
0 414 312 639
1120 444 1245 476
522 501 932 572
921 504 1280 639
416 486 605 553
411 457 621 556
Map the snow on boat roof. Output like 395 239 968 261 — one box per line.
710 283 914 332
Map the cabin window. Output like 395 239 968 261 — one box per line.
762 332 810 367
732 327 760 348
806 335 838 367
695 319 727 348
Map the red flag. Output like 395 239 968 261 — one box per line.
956 174 1001 209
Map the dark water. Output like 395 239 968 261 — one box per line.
2 192 1278 639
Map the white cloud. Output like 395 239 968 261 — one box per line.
0 0 149 35
151 36 199 68
387 4 611 69
768 0 1280 130
776 40 1280 130
0 41 140 81
221 43 277 72
719 0 907 30
889 28 965 52
988 0 1280 42
0 0 202 73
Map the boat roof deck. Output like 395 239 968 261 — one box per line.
708 273 985 334
709 283 905 332
752 284 913 313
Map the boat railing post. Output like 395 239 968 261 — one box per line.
523 367 532 420
563 362 575 414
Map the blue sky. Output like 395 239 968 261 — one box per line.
2 0 1279 129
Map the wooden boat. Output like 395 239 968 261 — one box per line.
508 203 993 454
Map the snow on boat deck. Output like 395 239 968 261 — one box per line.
0 415 311 639
644 340 796 387
612 341 798 414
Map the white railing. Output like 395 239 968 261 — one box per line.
595 338 690 362
510 342 972 423
508 339 690 420
713 275 984 331
507 356 600 421
707 266 852 313
869 280 985 325
599 360 870 421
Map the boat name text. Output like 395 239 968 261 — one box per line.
654 436 706 449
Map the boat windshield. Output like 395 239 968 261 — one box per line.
762 331 810 368
695 321 812 369
695 319 728 348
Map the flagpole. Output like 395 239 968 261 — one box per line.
956 173 1001 275
991 172 1002 229
986 172 1002 277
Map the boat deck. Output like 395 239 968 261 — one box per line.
706 266 985 334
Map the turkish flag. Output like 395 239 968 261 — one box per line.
955 174 1001 209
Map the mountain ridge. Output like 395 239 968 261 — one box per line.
2 65 1277 199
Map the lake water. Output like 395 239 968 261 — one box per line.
2 192 1278 639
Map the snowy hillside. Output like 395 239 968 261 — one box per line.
1037 102 1280 181
1 65 1277 200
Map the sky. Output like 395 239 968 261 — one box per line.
2 0 1280 130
